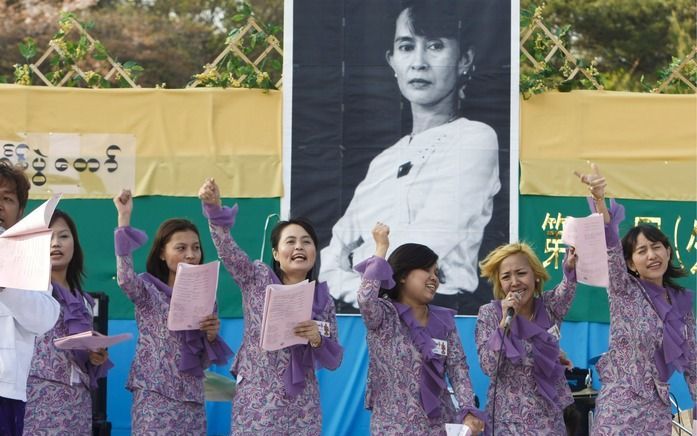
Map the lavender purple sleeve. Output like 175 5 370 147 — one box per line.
354 255 395 289
203 202 258 292
542 259 577 325
86 358 114 390
475 304 506 377
114 226 148 256
202 335 235 369
203 202 237 228
355 256 394 330
447 329 487 424
114 226 151 306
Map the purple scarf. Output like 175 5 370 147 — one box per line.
52 282 113 389
140 273 233 378
488 298 566 409
393 301 455 420
640 279 694 382
279 278 341 397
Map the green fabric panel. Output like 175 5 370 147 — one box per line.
519 195 697 323
29 196 279 319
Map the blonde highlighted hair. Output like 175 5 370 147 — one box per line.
479 242 550 300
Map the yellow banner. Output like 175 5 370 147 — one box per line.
520 90 697 201
0 85 282 198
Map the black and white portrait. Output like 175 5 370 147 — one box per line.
285 0 516 314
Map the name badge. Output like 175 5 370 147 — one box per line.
315 321 331 338
547 325 561 340
432 339 448 356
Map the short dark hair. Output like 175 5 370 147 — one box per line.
381 243 438 300
146 219 204 284
387 0 476 56
0 160 30 213
270 217 320 283
50 209 85 292
622 224 686 291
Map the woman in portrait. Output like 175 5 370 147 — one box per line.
321 0 501 312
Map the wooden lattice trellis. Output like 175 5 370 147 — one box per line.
652 45 697 94
187 17 283 89
520 14 603 90
30 17 139 88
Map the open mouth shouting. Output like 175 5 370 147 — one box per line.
291 252 307 263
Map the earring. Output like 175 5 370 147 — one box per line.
458 65 475 100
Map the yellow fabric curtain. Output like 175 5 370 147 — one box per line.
0 85 282 198
520 90 697 201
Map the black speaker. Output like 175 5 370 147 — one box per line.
89 292 112 436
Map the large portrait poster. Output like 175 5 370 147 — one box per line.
284 0 518 315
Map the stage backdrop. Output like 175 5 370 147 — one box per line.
284 0 518 315
1 82 695 434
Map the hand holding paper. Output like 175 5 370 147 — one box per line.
562 213 609 287
259 280 315 351
167 261 220 331
0 194 61 291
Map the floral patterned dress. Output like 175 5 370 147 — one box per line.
24 283 112 435
203 203 343 435
356 256 485 435
115 226 233 436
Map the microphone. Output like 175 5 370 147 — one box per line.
503 306 514 329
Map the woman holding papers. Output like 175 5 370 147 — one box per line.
24 210 112 434
475 241 578 435
199 178 343 435
576 164 696 435
354 222 485 435
113 189 233 435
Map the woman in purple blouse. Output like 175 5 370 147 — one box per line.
576 164 696 435
355 222 485 435
198 178 343 435
113 189 233 435
476 241 578 435
24 210 112 435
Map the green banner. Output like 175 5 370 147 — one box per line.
520 195 697 323
29 196 279 319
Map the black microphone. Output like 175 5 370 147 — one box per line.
503 306 514 329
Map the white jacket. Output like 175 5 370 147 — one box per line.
320 118 500 305
0 287 59 401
